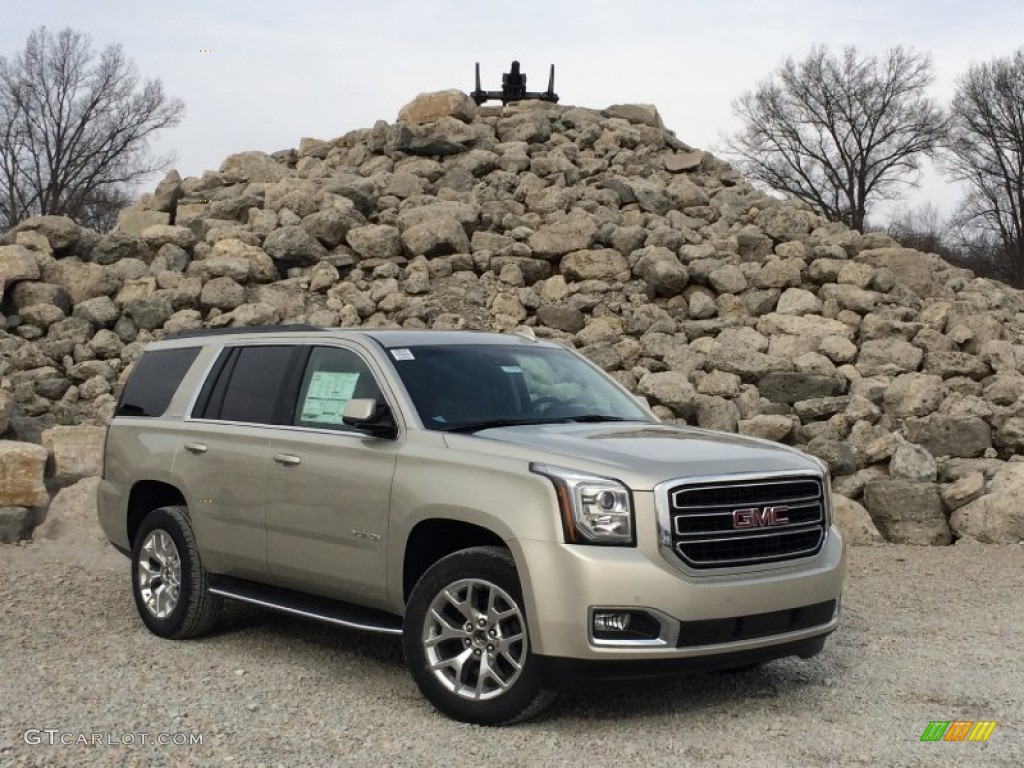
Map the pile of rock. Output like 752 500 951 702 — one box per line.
1 89 1022 545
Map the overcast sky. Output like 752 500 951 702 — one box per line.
5 1 1024 224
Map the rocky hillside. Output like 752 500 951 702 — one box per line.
1 89 1023 546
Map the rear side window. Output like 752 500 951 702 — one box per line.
209 345 296 425
116 347 201 417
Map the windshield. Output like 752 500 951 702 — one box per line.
387 343 654 432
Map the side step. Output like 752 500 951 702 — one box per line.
208 575 403 636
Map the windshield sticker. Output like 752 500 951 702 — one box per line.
299 371 360 424
391 348 415 361
501 365 523 373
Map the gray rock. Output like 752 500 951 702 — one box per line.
695 396 740 432
561 249 628 282
863 479 951 545
397 90 478 124
41 426 106 487
528 215 598 260
889 441 938 482
805 437 857 476
708 265 747 294
347 225 403 261
0 507 33 544
262 226 329 267
72 297 121 329
995 416 1024 452
401 218 470 258
200 277 246 310
604 104 663 127
856 339 923 377
940 472 985 512
793 396 850 421
632 247 688 297
536 305 586 333
121 296 173 331
115 209 169 236
388 117 477 155
758 372 846 405
0 245 41 291
10 215 82 251
904 415 992 459
737 415 793 441
883 373 945 419
637 372 698 417
949 463 1024 543
831 494 885 545
219 151 287 183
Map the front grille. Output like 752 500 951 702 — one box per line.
668 476 826 569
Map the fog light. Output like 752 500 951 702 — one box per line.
593 611 632 633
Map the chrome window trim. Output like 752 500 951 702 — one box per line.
181 340 405 439
654 468 830 577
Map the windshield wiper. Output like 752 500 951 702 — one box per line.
563 414 633 423
443 418 567 434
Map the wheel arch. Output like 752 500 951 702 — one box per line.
126 479 187 547
401 518 509 603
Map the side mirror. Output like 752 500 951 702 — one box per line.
634 395 651 410
342 398 397 439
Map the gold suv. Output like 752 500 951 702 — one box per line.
97 325 846 724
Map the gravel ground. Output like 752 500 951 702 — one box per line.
0 539 1021 768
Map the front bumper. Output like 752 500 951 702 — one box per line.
512 492 846 661
535 634 830 690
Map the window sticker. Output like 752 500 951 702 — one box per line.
500 365 524 373
391 349 415 361
299 371 360 424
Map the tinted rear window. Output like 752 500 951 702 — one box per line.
116 347 202 417
216 345 295 425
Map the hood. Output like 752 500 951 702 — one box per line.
444 422 822 490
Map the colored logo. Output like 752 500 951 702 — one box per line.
732 505 790 529
920 721 997 742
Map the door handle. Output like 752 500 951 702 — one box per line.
273 453 302 466
184 442 208 454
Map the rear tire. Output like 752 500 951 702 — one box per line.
131 505 221 640
403 546 554 725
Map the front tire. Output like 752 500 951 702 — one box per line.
403 546 554 725
131 505 221 639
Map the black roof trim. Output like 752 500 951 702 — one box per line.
164 324 325 340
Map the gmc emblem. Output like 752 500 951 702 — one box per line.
732 505 791 529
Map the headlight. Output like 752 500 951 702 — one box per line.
530 463 635 546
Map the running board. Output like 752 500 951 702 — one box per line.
208 575 403 636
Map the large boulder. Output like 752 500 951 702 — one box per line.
528 215 598 260
41 426 106 487
219 151 287 183
831 494 884 545
0 441 49 508
863 479 951 545
0 244 41 296
262 226 329 267
949 464 1024 543
33 476 104 542
398 90 478 124
400 218 470 258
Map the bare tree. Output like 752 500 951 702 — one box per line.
944 48 1024 286
885 202 955 258
725 45 946 232
0 26 184 232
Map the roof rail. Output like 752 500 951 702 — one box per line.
164 324 324 340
